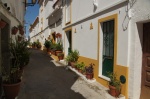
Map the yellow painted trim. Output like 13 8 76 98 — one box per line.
65 0 72 25
97 14 128 98
64 27 72 32
51 54 59 61
79 56 128 99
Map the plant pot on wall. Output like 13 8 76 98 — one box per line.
11 26 18 35
19 30 24 35
0 20 7 28
18 25 23 31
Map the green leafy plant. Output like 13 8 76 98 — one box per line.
75 62 85 71
107 72 121 91
65 54 74 63
36 40 42 48
55 43 63 51
44 40 51 49
2 39 30 84
70 50 79 62
65 49 79 63
32 42 36 47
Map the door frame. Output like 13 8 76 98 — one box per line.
64 27 72 56
98 14 118 81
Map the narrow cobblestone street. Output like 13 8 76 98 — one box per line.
17 49 85 99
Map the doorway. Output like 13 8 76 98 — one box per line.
65 30 72 55
140 22 150 99
0 14 10 98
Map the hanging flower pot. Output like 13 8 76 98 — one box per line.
18 25 23 31
11 26 18 35
19 30 24 35
0 20 7 28
55 33 62 38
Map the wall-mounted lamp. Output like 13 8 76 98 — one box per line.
93 0 98 7
23 0 37 7
74 28 76 33
90 22 93 30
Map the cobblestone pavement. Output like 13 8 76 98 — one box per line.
17 49 85 99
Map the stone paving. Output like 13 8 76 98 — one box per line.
17 49 85 99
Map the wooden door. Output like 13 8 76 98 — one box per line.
140 22 150 99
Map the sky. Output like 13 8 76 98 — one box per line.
24 1 39 38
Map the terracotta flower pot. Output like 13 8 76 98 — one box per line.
70 62 76 68
12 27 18 35
58 54 64 61
78 69 82 73
109 85 121 97
19 30 24 35
0 20 7 28
3 80 21 99
56 50 62 56
86 73 94 79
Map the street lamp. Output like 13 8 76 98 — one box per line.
24 0 37 7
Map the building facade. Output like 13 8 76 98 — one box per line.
29 16 39 43
0 0 26 97
62 0 150 99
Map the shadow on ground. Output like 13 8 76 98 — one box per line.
18 49 85 99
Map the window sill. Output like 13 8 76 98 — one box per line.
98 75 110 81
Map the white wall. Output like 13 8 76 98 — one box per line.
128 0 150 99
1 0 25 25
0 0 25 41
71 0 125 25
63 0 129 66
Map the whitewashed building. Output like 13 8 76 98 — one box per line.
37 0 63 45
0 0 26 98
29 16 40 43
61 0 150 99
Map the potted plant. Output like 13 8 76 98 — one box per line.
44 40 51 52
75 62 85 73
57 53 64 61
0 20 7 28
107 72 121 97
55 43 63 55
32 42 36 48
85 63 94 79
69 50 79 68
36 40 42 49
18 25 23 31
65 55 73 66
2 39 29 99
11 26 18 35
18 25 24 35
50 43 57 55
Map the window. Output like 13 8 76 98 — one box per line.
65 0 71 24
102 20 114 77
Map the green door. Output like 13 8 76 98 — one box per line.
102 20 114 77
66 30 72 54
